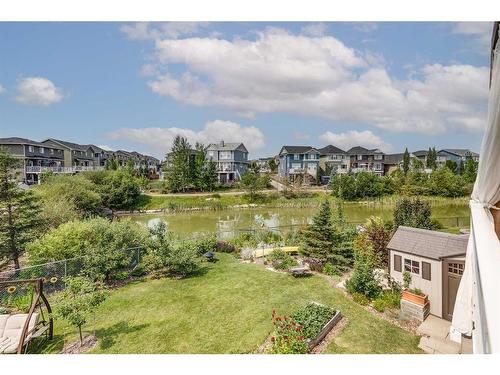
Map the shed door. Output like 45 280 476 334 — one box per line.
445 262 464 321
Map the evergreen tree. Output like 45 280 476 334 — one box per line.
201 159 218 192
268 159 277 173
193 142 207 191
393 197 433 230
106 157 118 171
402 148 410 176
164 136 193 192
426 147 437 170
300 199 351 266
0 149 42 269
463 159 478 183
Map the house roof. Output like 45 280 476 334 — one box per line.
318 145 346 155
346 146 384 155
207 142 248 152
384 153 405 165
0 137 49 148
413 150 429 157
387 226 468 261
279 146 318 154
43 138 91 151
440 149 479 157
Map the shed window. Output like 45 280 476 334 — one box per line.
448 263 464 275
422 261 431 280
404 259 420 274
393 254 402 272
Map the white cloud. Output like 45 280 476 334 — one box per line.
130 26 488 135
319 130 393 152
120 22 210 41
452 22 493 53
15 77 65 106
0 84 6 94
97 145 114 151
294 132 311 141
107 120 265 156
353 22 379 33
301 23 328 37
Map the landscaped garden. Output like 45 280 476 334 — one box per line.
37 253 421 354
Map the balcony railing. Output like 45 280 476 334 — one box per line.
25 166 105 173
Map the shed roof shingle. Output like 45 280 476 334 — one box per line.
387 226 468 260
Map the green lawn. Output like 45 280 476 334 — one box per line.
40 254 421 354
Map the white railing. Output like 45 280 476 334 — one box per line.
25 166 105 174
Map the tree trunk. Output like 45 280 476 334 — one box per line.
79 325 83 346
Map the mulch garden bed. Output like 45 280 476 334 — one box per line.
61 335 98 354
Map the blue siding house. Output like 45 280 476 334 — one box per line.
278 146 320 183
206 141 249 183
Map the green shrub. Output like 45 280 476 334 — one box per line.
216 241 236 253
193 235 218 255
130 265 146 277
111 271 130 281
323 262 343 276
167 241 203 277
352 292 370 306
372 298 387 312
266 249 298 270
27 218 150 280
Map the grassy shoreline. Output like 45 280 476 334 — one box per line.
128 192 468 213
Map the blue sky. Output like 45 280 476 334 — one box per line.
0 22 493 158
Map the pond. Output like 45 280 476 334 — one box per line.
124 200 470 239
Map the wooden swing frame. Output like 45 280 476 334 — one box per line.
0 278 54 354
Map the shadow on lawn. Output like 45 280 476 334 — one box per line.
97 321 150 350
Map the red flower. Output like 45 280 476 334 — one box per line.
271 336 276 342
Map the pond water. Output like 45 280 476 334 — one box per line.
124 201 470 239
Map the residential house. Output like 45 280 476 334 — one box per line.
42 138 100 169
88 144 114 167
318 145 349 178
383 153 405 175
0 137 65 184
278 146 320 183
388 226 468 321
250 157 275 174
206 141 249 183
347 146 385 176
437 149 480 168
413 150 429 165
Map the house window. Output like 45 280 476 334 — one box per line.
374 163 382 170
374 154 383 160
40 147 44 153
28 146 34 152
293 154 299 160
357 155 362 160
422 262 431 281
404 259 420 274
50 148 54 154
448 263 464 275
393 254 402 272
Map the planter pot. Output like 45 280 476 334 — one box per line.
307 309 342 350
402 290 428 306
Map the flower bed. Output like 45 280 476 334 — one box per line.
292 302 342 350
270 302 342 353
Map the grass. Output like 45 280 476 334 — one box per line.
39 254 421 354
132 192 468 212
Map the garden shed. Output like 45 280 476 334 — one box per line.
388 226 468 321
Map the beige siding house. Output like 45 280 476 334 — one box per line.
388 227 468 321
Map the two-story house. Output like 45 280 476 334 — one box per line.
347 146 385 176
278 146 320 183
206 141 249 183
318 145 349 176
437 149 480 168
0 137 65 184
42 138 99 169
